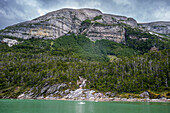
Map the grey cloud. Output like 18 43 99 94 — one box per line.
0 0 41 28
0 0 170 29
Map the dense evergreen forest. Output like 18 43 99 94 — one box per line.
0 34 169 98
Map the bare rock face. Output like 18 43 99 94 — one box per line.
77 76 87 88
138 21 170 35
87 25 125 43
2 8 168 43
1 38 20 47
0 8 138 43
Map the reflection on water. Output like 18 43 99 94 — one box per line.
88 102 94 113
145 102 151 113
76 101 84 113
75 101 94 113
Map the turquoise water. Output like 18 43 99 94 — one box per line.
0 99 169 113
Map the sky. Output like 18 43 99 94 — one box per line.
0 0 170 29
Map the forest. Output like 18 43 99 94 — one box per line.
0 34 169 98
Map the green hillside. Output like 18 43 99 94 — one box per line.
0 34 169 98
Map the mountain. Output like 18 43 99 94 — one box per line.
0 8 170 100
0 8 169 43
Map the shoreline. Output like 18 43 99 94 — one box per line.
1 97 170 103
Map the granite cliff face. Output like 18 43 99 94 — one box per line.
0 8 169 43
0 8 138 43
138 21 170 35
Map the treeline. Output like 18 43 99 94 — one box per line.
0 49 169 94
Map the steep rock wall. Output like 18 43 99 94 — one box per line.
138 21 170 35
0 8 155 43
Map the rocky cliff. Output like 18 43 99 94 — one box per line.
0 8 138 43
0 8 169 43
138 21 170 35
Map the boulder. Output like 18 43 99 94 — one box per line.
139 91 149 98
2 38 20 47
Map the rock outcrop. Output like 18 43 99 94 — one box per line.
1 38 20 47
0 8 169 44
15 77 170 102
0 8 138 43
139 91 149 98
18 83 68 99
138 21 170 35
77 76 87 88
17 77 111 101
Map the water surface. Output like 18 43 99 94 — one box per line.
0 99 169 113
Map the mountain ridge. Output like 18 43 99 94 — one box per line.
1 8 169 43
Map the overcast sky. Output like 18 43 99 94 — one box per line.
0 0 170 29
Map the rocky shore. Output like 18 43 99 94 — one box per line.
3 94 170 103
1 77 169 103
14 88 170 103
